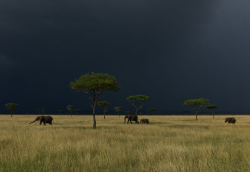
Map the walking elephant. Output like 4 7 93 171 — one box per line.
29 116 54 125
140 118 149 124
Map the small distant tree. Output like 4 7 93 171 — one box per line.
37 109 41 114
97 101 110 119
149 108 158 115
67 105 74 117
70 72 121 129
41 109 45 114
126 111 130 115
126 95 150 115
58 110 63 114
5 103 18 117
183 98 210 120
205 105 218 119
74 109 80 115
115 106 123 118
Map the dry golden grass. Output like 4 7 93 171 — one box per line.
0 115 250 172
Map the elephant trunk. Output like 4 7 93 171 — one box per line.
29 120 36 124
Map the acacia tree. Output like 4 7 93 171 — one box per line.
205 105 218 119
58 110 63 114
70 72 121 129
149 108 158 115
126 111 130 115
67 105 74 117
126 95 150 115
183 98 210 120
37 109 41 114
74 109 80 115
97 101 110 119
115 106 123 118
5 103 18 117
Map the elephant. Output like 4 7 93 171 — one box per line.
225 117 236 124
140 118 149 124
127 115 139 124
124 115 129 123
29 116 54 125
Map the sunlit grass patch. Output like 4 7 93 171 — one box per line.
0 115 250 171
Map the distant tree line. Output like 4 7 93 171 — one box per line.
4 72 218 128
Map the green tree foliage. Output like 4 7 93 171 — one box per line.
70 72 121 129
126 111 130 115
114 106 123 118
97 101 110 119
126 95 150 115
149 108 158 115
5 103 18 117
58 110 63 114
205 105 218 119
37 109 41 114
67 105 74 117
74 109 80 115
183 98 210 120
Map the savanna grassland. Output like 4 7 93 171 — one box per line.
0 115 250 172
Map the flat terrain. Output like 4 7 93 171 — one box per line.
0 115 250 172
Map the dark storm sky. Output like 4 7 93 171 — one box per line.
1 0 250 114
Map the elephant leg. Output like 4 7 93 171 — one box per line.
40 121 42 125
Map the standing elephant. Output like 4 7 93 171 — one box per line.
29 116 54 125
127 115 139 124
140 118 149 124
225 117 236 124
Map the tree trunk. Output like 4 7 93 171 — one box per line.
93 101 97 129
71 111 72 117
104 111 105 119
212 110 214 119
11 111 13 117
118 111 120 118
135 109 138 115
195 110 198 120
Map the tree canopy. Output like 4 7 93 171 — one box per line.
5 103 19 117
74 109 80 114
183 98 210 120
115 106 123 117
70 72 121 129
67 105 74 117
205 105 218 119
126 95 150 115
97 101 110 119
149 108 158 115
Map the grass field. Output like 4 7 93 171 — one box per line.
0 115 250 172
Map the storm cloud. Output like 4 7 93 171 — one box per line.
1 0 250 114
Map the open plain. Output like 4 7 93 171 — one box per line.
0 115 249 172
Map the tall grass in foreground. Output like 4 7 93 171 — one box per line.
0 115 250 172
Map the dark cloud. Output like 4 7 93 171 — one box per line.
1 0 250 114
